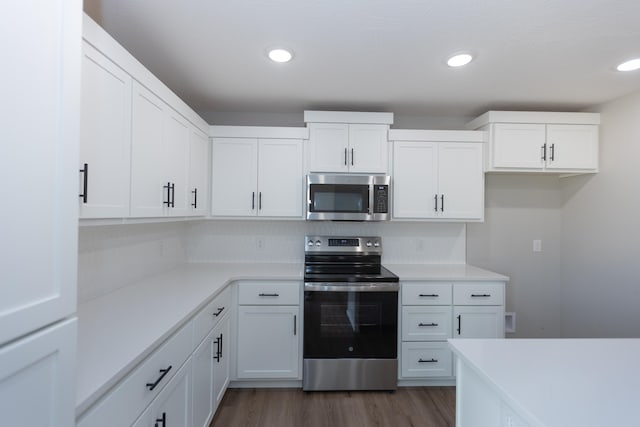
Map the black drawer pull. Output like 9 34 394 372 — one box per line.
419 294 439 297
258 293 279 297
471 293 491 297
418 358 438 363
146 365 172 391
191 188 198 208
213 307 224 317
418 322 438 327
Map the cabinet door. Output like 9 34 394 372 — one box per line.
546 124 598 170
0 319 76 427
188 128 209 216
163 107 190 216
191 331 214 427
453 306 504 338
438 142 484 220
79 42 132 218
130 82 167 217
212 314 230 409
307 123 349 172
257 139 304 217
348 124 389 173
401 342 452 378
393 141 438 218
237 306 300 379
211 138 258 216
492 123 546 169
1 0 80 344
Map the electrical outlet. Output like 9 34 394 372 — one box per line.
255 237 265 250
533 239 542 252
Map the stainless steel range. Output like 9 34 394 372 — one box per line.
303 235 399 391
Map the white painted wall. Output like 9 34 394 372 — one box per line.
560 89 640 337
467 175 563 337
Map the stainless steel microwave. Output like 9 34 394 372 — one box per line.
306 174 391 221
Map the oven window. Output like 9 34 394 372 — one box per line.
304 290 397 359
309 184 369 213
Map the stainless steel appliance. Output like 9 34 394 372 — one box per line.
306 174 391 221
303 235 399 391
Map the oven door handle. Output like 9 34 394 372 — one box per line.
304 282 399 292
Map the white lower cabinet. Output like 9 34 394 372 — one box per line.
236 281 301 379
0 318 76 427
400 281 506 381
133 359 192 427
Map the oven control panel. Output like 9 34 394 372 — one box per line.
305 235 382 253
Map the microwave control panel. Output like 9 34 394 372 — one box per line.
373 185 389 213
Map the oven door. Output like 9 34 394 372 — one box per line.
303 282 398 359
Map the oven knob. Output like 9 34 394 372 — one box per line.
366 241 372 247
374 241 380 247
315 240 321 247
308 240 314 247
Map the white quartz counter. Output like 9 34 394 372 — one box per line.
75 262 303 415
449 338 640 426
76 262 505 415
386 263 509 281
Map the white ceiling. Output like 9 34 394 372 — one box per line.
84 0 640 120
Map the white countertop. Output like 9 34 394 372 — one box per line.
386 263 509 281
449 338 640 426
76 262 505 415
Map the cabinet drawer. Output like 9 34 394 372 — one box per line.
401 342 452 378
238 281 300 305
193 286 232 346
453 282 504 305
402 282 452 305
77 321 193 427
402 306 452 341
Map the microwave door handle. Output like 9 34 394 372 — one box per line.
368 187 373 215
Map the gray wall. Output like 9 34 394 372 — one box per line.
560 90 640 337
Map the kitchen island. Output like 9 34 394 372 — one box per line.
449 338 640 426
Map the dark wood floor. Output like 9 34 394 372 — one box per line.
210 387 456 427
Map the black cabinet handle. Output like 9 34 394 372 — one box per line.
79 163 88 203
418 358 438 363
259 192 262 210
219 333 223 360
541 143 547 161
146 365 172 391
163 182 172 207
252 192 255 210
419 294 439 297
440 194 444 212
258 293 279 297
294 315 297 336
471 294 491 297
344 148 347 165
191 188 197 208
214 334 221 362
154 412 166 427
550 143 555 161
170 183 175 207
434 194 438 212
457 315 461 335
351 148 354 166
418 322 438 327
213 307 224 317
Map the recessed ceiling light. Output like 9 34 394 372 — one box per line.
268 48 293 63
617 58 640 72
447 53 473 67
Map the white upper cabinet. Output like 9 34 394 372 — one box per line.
1 0 80 345
188 128 210 216
467 111 600 173
82 14 210 220
210 126 307 218
305 111 393 174
391 130 484 221
79 42 132 218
